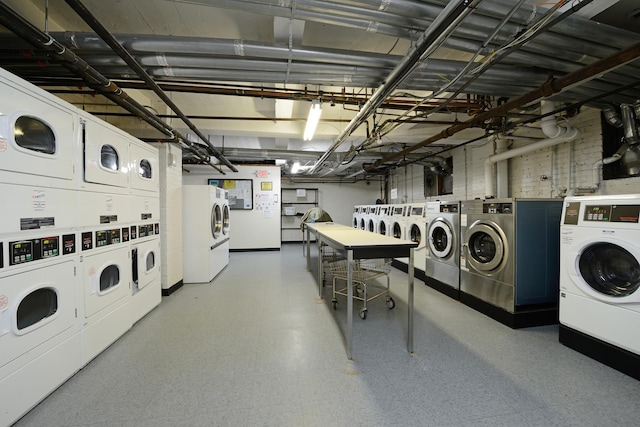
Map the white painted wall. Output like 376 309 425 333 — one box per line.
151 142 183 291
389 106 640 203
282 178 382 234
183 165 282 250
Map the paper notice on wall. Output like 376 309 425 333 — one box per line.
390 188 398 200
296 188 306 197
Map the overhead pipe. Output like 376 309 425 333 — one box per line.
307 0 478 174
484 101 580 198
0 2 227 169
368 41 640 170
63 0 237 172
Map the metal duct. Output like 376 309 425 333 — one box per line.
621 103 640 145
63 0 236 172
307 0 478 174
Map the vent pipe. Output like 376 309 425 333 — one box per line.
484 100 580 198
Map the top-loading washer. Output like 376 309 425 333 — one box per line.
460 198 562 328
0 67 78 191
559 194 640 380
425 201 460 299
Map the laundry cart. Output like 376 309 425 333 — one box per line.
330 258 395 319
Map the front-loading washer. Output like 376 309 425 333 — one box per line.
389 204 407 240
212 187 230 276
559 194 640 380
395 203 427 278
79 227 132 365
0 232 82 425
377 205 391 236
460 198 562 328
425 201 460 299
0 67 78 191
352 206 360 229
183 185 221 283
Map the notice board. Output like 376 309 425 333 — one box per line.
208 179 253 210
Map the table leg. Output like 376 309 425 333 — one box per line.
306 226 311 271
347 249 353 360
317 239 323 298
408 247 415 354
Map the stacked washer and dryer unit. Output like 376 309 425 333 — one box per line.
559 194 640 380
183 185 230 284
459 198 562 328
0 67 161 424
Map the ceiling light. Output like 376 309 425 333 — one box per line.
303 99 322 141
291 161 301 174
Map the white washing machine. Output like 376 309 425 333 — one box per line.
396 203 427 274
79 227 132 365
0 67 78 191
559 194 640 379
352 206 360 229
0 232 82 425
183 185 223 283
213 187 230 276
377 205 391 236
78 110 130 194
389 204 407 240
425 201 461 298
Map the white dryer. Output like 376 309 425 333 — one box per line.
0 67 78 191
78 110 130 194
0 232 82 425
559 194 640 380
129 139 160 197
425 201 460 299
130 234 161 325
79 227 132 365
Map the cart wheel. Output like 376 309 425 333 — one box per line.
359 308 367 320
386 297 395 309
332 299 338 310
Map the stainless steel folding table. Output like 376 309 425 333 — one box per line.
305 222 417 359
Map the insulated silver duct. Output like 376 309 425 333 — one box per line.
621 103 640 145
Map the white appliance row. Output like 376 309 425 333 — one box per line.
0 67 161 425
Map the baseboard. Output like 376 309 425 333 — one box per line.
162 280 184 296
459 291 558 329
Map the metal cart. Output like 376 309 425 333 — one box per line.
329 258 395 319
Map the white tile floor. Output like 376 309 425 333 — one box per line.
14 243 640 426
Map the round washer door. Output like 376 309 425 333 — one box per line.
464 221 507 272
578 242 640 297
410 224 422 245
222 205 230 236
211 203 222 239
428 218 453 259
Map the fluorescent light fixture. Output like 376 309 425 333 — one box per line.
303 100 322 141
291 161 301 174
